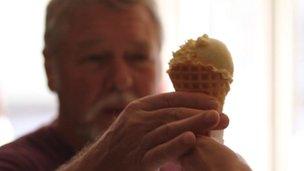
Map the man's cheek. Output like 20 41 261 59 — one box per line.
137 75 157 94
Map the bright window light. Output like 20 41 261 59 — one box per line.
158 0 272 170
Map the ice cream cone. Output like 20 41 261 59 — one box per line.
167 34 233 143
167 63 231 108
168 34 233 107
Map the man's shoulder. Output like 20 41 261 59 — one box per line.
0 125 67 155
0 126 50 155
0 125 75 171
0 126 53 170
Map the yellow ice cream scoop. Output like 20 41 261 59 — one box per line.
169 34 234 80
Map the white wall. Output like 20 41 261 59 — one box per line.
0 0 56 137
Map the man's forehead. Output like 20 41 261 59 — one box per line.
66 4 156 43
76 38 150 50
47 0 154 38
67 3 152 25
45 0 162 54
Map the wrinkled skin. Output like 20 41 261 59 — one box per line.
58 92 230 171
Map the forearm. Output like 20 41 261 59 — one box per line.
56 144 101 171
57 133 112 171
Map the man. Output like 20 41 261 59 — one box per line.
0 0 250 170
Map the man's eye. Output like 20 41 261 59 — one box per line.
81 53 110 64
125 53 149 62
88 55 104 62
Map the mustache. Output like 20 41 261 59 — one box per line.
84 92 139 122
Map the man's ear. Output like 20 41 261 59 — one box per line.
43 48 59 92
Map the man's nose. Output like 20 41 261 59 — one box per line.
110 57 133 91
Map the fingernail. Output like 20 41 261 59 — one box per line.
205 111 219 122
210 100 220 110
181 131 196 146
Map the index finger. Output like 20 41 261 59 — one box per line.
136 92 219 111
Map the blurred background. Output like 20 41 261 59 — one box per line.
0 0 302 171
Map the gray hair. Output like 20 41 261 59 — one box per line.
44 0 163 55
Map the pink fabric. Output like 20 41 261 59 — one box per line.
0 125 75 171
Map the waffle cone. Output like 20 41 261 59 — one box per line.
167 63 232 107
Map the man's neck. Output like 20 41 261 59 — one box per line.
52 117 89 151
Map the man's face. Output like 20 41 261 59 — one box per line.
47 3 160 138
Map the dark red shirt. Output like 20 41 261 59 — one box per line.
0 126 181 171
0 125 75 171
